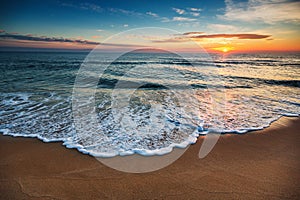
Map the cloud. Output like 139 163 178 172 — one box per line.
80 3 103 12
108 8 143 17
0 32 100 45
207 24 239 32
173 8 185 14
61 2 103 13
190 8 202 12
152 32 271 43
97 29 104 32
220 0 300 24
177 22 201 28
190 33 271 39
187 7 202 17
183 32 205 36
123 24 129 27
160 16 197 22
172 17 196 22
0 31 147 48
61 3 145 17
152 37 189 43
146 11 158 17
190 12 200 17
161 17 170 22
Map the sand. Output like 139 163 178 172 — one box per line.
1 116 299 200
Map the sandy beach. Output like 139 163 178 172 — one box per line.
1 116 299 200
1 0 300 199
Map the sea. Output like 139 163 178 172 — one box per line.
0 51 299 157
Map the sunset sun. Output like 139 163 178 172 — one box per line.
222 47 229 52
211 46 235 53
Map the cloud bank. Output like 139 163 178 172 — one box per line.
220 0 300 24
190 33 271 39
0 31 147 48
152 32 271 43
0 32 100 45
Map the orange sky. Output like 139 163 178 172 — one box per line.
1 31 299 53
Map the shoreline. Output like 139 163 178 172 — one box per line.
1 116 299 199
2 114 298 157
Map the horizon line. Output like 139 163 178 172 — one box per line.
1 46 300 54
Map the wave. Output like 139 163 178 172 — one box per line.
1 52 299 157
223 75 300 88
1 112 298 157
263 80 300 88
0 89 299 157
97 78 253 89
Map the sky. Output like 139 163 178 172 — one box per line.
0 0 300 52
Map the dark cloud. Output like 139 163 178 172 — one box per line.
182 32 205 35
152 37 188 43
0 31 147 48
0 32 100 45
189 33 271 39
152 32 271 43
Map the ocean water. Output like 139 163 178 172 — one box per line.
0 51 299 156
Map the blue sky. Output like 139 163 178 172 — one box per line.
1 0 226 36
0 0 299 52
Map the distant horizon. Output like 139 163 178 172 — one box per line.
1 46 300 54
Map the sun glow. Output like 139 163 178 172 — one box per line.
211 46 235 53
222 47 229 53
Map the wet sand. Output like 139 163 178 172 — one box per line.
1 117 299 199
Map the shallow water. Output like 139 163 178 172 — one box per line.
0 51 299 156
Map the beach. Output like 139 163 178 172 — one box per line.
1 0 300 199
1 116 299 199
